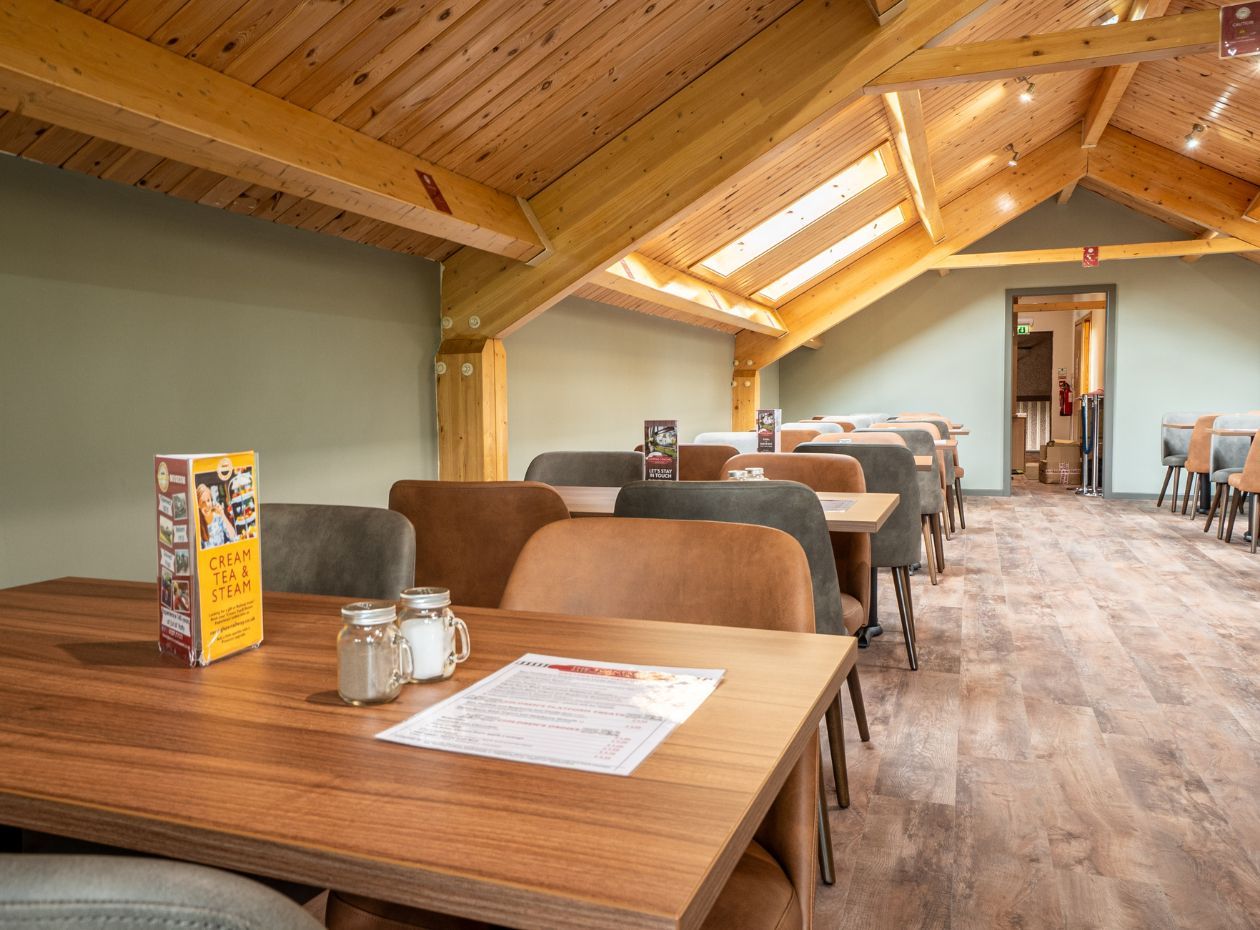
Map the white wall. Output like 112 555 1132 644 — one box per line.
0 155 441 587
779 190 1260 494
505 297 743 476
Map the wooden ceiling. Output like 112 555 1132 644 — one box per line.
1 0 1258 338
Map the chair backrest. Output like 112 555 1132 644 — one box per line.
785 420 843 433
1186 414 1222 473
261 503 415 600
1210 414 1260 476
816 417 857 431
524 451 645 487
679 443 742 480
895 412 944 419
0 855 326 930
1161 411 1203 459
780 427 821 452
388 480 570 607
692 431 757 453
795 442 921 568
612 480 844 636
499 518 817 929
856 428 943 513
725 453 870 628
1238 430 1260 490
869 421 941 440
813 432 906 446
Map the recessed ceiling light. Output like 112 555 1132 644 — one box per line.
698 148 890 277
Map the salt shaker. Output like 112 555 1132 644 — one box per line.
337 601 413 705
398 587 470 683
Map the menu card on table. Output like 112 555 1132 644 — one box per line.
377 654 724 776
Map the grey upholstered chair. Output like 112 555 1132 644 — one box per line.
796 441 922 670
260 503 416 600
612 479 864 812
0 855 326 930
784 421 844 434
1205 414 1260 536
896 417 964 532
692 431 758 453
843 413 890 429
858 427 946 582
523 450 644 487
1158 412 1199 510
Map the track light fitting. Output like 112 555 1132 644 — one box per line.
1185 123 1205 149
1017 76 1035 103
1005 143 1020 168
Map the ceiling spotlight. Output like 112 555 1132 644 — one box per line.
1005 143 1020 168
1017 76 1036 103
1185 123 1205 149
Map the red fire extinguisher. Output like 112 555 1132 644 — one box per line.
1059 379 1074 417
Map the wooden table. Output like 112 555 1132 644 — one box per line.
934 439 958 450
1165 423 1196 430
949 428 970 437
554 485 900 533
1209 428 1258 437
0 578 852 930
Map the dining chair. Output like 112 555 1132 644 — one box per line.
1180 415 1221 517
894 418 964 531
642 442 745 479
1157 412 1199 510
523 450 644 487
785 421 843 433
0 855 326 930
815 417 857 431
1224 433 1260 553
693 431 757 453
611 479 863 811
858 426 945 583
261 503 416 600
796 441 922 670
780 427 821 452
388 480 570 607
811 432 906 446
1203 414 1260 537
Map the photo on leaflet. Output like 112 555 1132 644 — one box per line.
194 466 256 550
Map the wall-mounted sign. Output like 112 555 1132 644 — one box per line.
1082 246 1099 268
1221 4 1260 59
1016 324 1033 335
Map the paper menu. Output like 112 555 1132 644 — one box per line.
376 654 724 776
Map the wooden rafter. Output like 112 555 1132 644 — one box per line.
866 9 1218 93
881 90 944 242
438 0 995 339
1246 191 1260 224
1182 229 1220 264
1080 0 1175 148
865 0 907 26
734 128 1087 369
0 0 545 261
1057 180 1079 205
937 238 1256 268
589 253 787 336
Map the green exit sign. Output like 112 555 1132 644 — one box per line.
1016 324 1032 335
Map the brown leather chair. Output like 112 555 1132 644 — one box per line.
811 432 905 446
387 480 569 608
1180 415 1221 517
816 417 857 431
329 518 823 930
635 443 741 480
780 428 821 452
1224 435 1260 552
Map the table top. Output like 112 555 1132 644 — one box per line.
935 439 958 449
1209 428 1258 437
820 445 934 471
1165 423 1196 430
949 429 970 436
554 485 900 533
0 578 853 930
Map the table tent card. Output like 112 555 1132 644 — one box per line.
757 408 782 452
644 420 679 480
154 452 263 666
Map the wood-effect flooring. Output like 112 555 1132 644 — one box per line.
819 478 1260 930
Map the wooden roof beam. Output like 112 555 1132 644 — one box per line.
0 0 545 261
882 90 945 242
936 237 1256 268
589 253 787 337
1245 191 1260 224
866 9 1217 93
438 0 996 340
1088 127 1260 252
865 0 907 26
1080 0 1174 148
734 128 1087 368
1182 229 1220 264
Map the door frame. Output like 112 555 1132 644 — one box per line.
1003 284 1118 497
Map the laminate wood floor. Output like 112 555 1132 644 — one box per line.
818 478 1260 930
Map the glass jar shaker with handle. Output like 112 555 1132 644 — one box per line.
337 601 413 705
398 587 471 683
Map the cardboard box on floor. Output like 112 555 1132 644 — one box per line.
1039 440 1082 486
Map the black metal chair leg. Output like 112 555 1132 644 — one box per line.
817 756 836 886
1156 466 1173 508
846 665 870 742
824 697 850 810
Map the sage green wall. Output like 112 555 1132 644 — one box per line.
505 297 769 477
779 190 1260 494
0 155 441 588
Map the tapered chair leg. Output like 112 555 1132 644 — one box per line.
921 517 938 585
954 477 967 529
945 485 957 535
1205 483 1224 533
1251 496 1258 554
1225 489 1244 543
817 757 836 886
930 513 946 572
824 697 850 810
1156 466 1174 508
891 566 918 671
1170 467 1181 512
1181 473 1196 516
1218 487 1232 540
846 665 870 742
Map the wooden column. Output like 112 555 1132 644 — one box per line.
732 368 761 431
436 338 508 481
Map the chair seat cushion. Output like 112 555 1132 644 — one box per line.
327 841 800 930
840 593 865 635
1163 455 1187 467
954 465 965 479
1213 467 1243 483
1228 473 1249 490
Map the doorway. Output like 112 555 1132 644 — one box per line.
1003 285 1116 496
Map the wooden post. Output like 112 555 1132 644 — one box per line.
732 368 760 431
436 338 508 481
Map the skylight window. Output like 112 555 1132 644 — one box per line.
758 203 909 302
698 148 890 277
